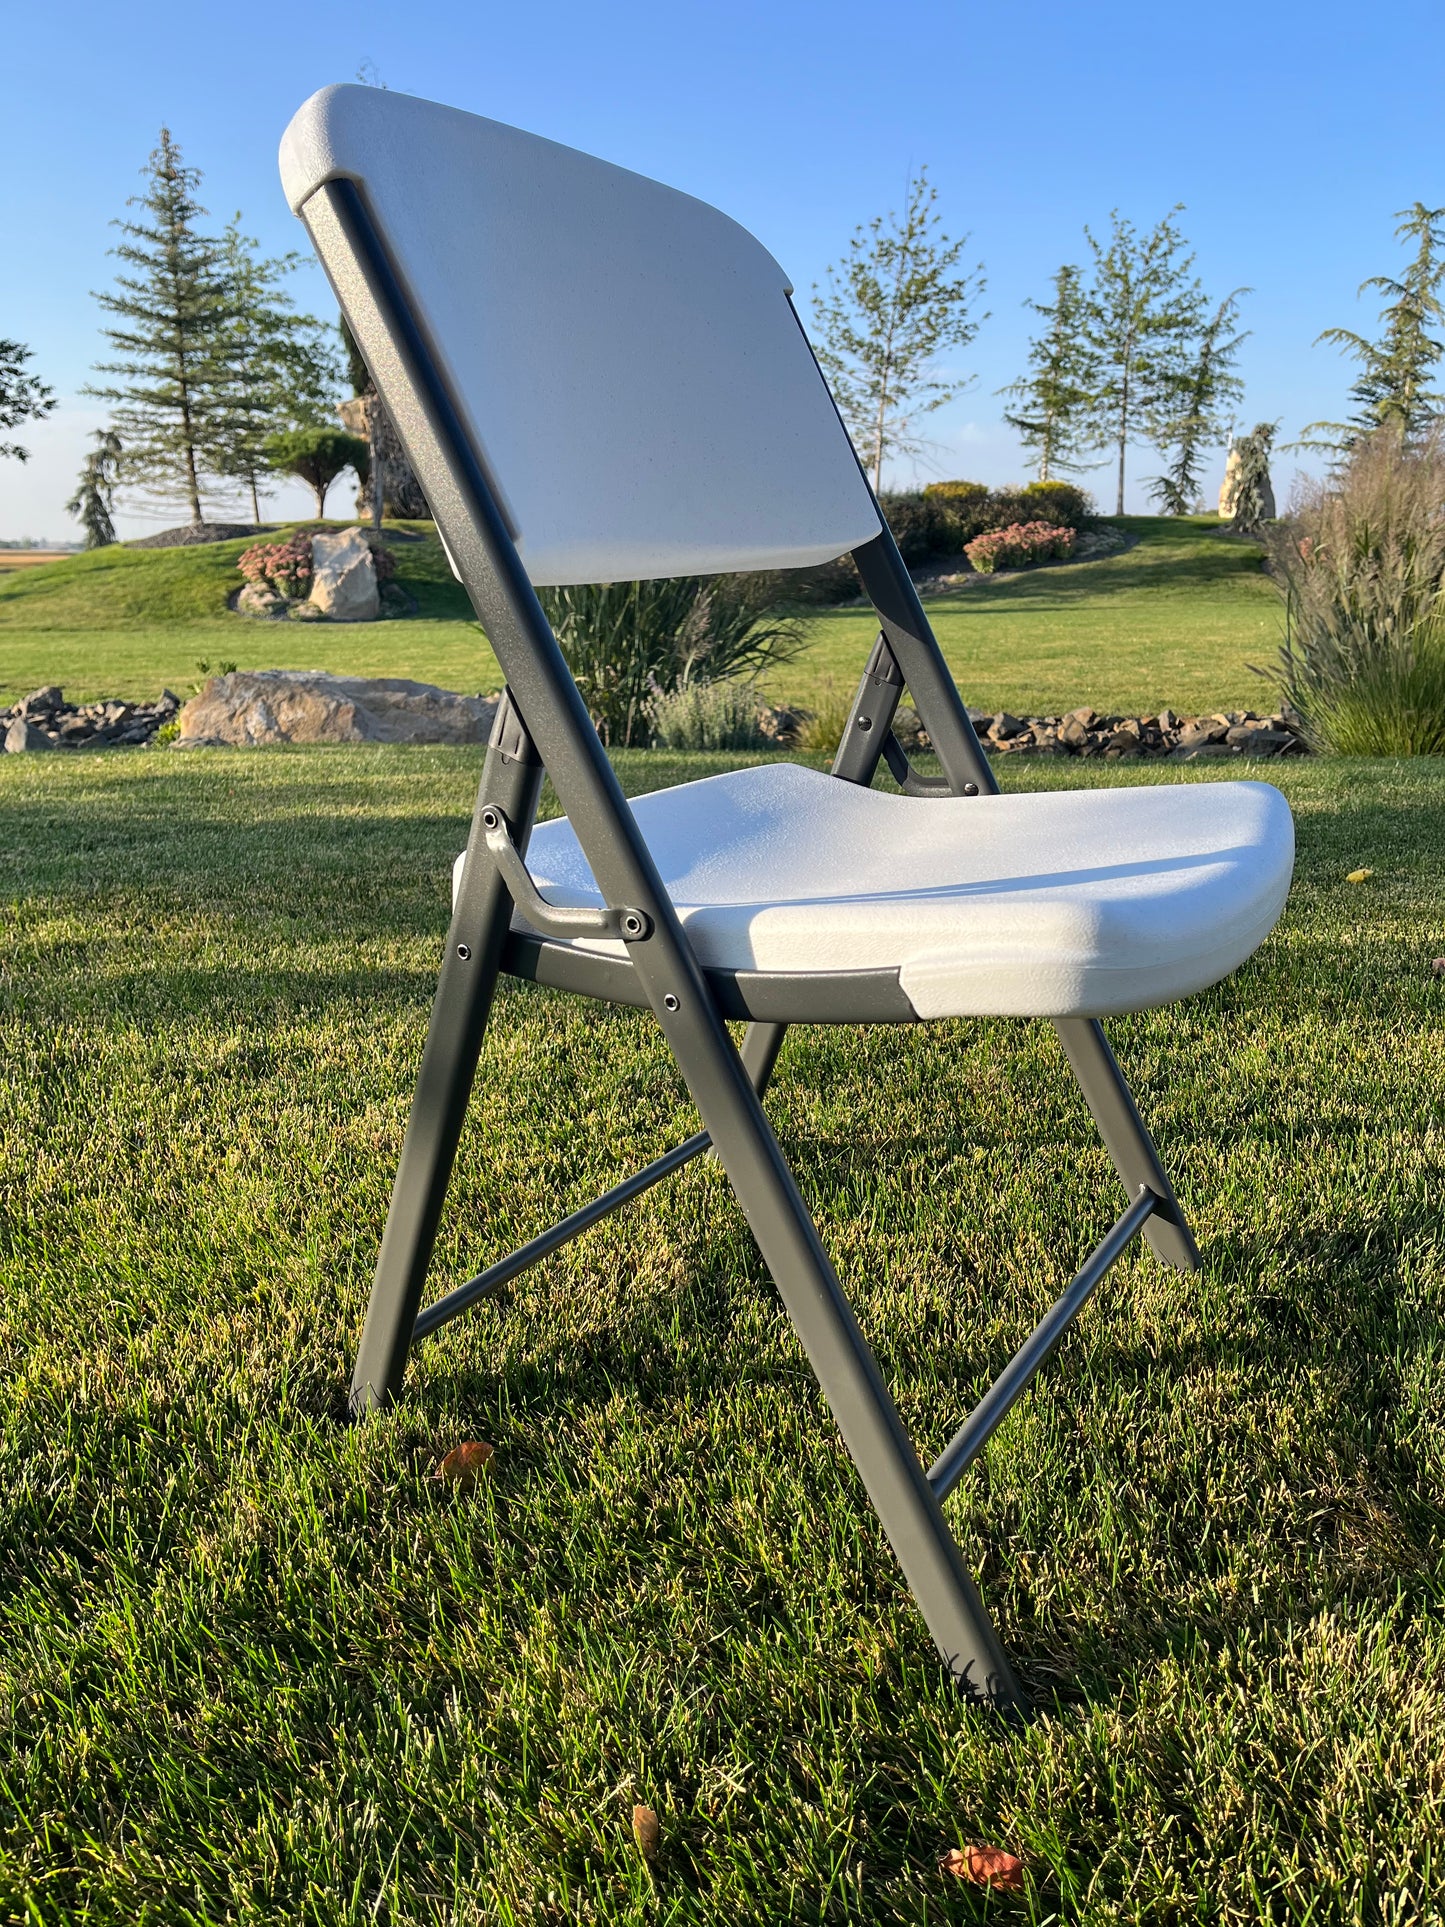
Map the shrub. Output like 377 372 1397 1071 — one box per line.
238 534 312 600
1022 480 1093 528
1264 426 1445 753
923 480 988 502
644 678 767 750
793 678 858 756
965 521 1077 574
538 575 806 746
876 492 957 562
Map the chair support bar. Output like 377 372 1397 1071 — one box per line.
414 1129 713 1340
927 1187 1158 1504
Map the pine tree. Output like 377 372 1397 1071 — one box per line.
207 220 343 521
812 167 986 491
0 337 56 461
1080 208 1208 515
1303 202 1445 451
1146 288 1249 515
84 129 231 524
999 265 1097 480
65 429 123 547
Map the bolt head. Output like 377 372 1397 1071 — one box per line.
456 942 472 961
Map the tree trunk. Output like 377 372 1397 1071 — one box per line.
1115 442 1126 516
250 478 261 524
314 478 329 518
371 411 383 531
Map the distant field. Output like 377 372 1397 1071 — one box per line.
0 550 74 574
0 515 1281 716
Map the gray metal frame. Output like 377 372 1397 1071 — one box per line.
304 177 1202 1713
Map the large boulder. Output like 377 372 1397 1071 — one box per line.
337 396 431 519
178 671 498 746
309 528 380 621
1219 446 1276 524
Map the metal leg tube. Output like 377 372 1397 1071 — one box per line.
928 1188 1157 1503
1054 1017 1201 1274
349 700 543 1414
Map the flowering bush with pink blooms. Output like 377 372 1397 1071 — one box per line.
964 520 1077 575
237 535 313 600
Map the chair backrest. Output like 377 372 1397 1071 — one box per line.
280 85 880 586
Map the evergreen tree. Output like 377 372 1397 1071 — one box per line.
65 428 123 548
1146 288 1249 515
84 129 230 524
1079 208 1208 514
1224 421 1278 530
813 167 986 491
207 220 344 521
0 337 56 461
1303 202 1445 451
999 265 1097 480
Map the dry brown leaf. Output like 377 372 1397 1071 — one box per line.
939 1842 1025 1893
434 1440 494 1488
632 1804 660 1862
1431 957 1445 975
1346 868 1374 884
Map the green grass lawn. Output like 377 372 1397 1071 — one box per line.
2 744 1442 1922
0 517 1280 718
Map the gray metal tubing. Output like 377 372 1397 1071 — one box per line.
850 538 997 796
927 1187 1157 1504
414 1129 712 1339
413 1021 785 1341
308 179 1024 1710
349 698 543 1414
1054 1018 1202 1274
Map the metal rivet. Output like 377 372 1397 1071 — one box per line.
481 808 498 828
663 993 679 1011
456 943 472 960
963 782 979 797
856 714 873 731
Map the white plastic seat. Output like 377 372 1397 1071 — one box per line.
457 762 1294 1018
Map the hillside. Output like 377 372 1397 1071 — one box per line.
0 514 1280 715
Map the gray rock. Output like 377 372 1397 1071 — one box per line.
5 718 56 752
308 527 380 622
237 581 287 618
178 670 498 746
18 685 64 717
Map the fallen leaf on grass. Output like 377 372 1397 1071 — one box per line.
1346 868 1374 883
940 1842 1025 1892
1431 957 1445 975
434 1440 494 1487
632 1804 660 1862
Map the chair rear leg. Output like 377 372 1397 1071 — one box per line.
350 720 544 1414
1054 1017 1201 1273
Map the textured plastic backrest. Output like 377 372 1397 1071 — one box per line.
280 86 880 585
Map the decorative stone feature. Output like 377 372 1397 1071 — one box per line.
177 671 498 746
308 528 380 622
1 685 181 752
888 705 1309 762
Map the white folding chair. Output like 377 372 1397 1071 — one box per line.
280 85 1295 1712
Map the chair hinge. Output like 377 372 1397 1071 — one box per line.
480 806 652 941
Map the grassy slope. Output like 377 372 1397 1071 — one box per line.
0 517 1278 717
1 745 1442 1923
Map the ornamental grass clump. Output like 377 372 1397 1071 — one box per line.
1264 426 1445 755
643 678 767 750
965 520 1077 575
538 576 805 746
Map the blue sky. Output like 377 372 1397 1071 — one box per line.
2 0 1441 540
